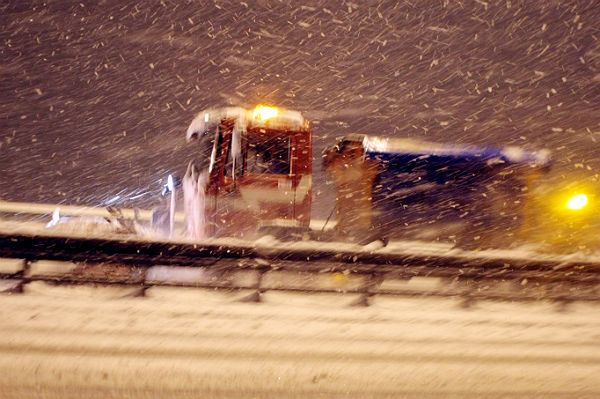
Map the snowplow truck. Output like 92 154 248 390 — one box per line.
181 105 596 250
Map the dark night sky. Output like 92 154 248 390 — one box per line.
1 0 599 209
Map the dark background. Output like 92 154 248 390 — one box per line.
1 0 599 213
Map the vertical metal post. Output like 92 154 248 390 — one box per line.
168 175 176 239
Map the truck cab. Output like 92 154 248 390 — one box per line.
184 106 312 240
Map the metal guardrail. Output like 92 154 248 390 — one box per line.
2 231 600 272
1 232 600 304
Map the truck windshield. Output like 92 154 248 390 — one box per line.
244 133 291 175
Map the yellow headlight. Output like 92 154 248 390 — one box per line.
253 105 279 121
566 193 588 211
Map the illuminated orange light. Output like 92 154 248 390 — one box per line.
253 105 279 121
566 193 588 211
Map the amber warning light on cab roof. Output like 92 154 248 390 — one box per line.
252 105 279 122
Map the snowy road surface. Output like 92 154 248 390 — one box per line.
1 285 599 398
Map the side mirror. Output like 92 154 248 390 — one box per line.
161 174 182 196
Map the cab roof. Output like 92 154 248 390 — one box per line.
187 106 309 141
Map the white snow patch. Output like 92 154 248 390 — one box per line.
145 286 256 303
27 260 77 276
23 281 144 299
0 258 24 274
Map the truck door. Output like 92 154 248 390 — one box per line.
182 120 224 240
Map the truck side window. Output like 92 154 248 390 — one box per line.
208 127 223 173
245 134 291 175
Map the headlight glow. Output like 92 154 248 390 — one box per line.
566 193 588 211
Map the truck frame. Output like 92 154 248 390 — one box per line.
180 105 596 250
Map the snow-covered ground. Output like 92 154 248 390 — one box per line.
2 204 599 397
0 285 599 398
